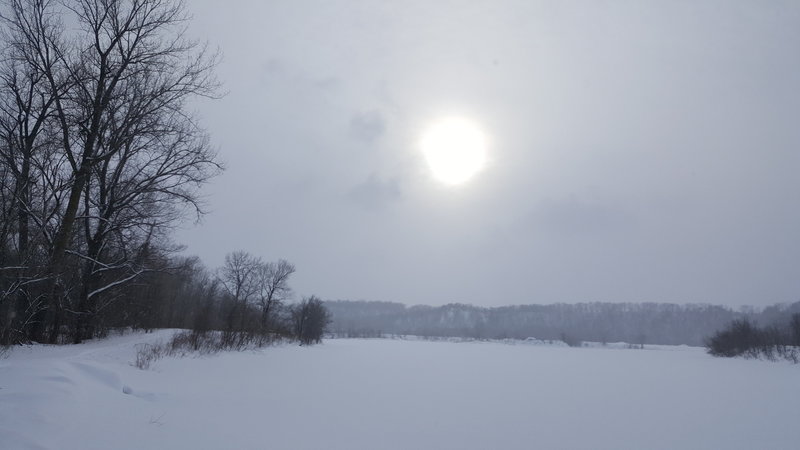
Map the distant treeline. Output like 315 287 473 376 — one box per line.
325 300 800 346
707 315 800 362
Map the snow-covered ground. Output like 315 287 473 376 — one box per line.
1 331 799 450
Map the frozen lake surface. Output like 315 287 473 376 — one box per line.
2 331 798 449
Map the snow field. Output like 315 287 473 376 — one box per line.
1 331 799 449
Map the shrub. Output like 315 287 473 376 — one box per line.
706 319 761 358
133 329 294 369
560 332 583 348
706 318 798 363
134 343 164 370
292 296 331 346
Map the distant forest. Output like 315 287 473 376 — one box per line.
325 300 800 346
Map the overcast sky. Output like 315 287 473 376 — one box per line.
177 0 800 308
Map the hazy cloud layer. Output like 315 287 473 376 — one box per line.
178 0 800 307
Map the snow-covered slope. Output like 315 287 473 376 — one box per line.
1 332 798 449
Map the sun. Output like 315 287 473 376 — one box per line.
420 117 488 185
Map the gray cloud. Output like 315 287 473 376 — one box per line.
528 197 635 237
347 174 401 211
349 110 386 143
258 59 341 92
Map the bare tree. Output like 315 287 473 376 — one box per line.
219 251 261 305
72 75 221 342
255 259 294 332
218 250 260 331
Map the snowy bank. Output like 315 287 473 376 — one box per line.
1 331 799 449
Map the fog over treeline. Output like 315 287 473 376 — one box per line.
326 300 800 346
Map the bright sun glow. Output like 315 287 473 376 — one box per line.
421 117 488 185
